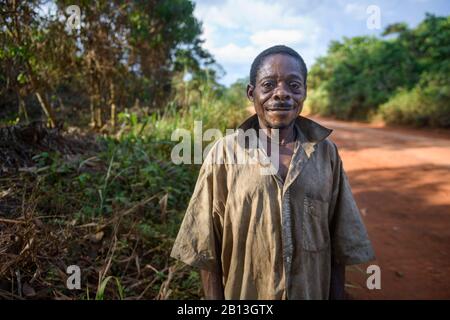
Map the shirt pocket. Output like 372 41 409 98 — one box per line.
302 196 330 252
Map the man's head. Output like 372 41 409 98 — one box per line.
247 45 307 129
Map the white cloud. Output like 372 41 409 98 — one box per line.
344 2 370 20
194 0 325 84
211 43 259 65
193 0 450 85
196 0 324 33
250 29 306 47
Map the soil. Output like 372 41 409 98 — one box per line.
311 116 450 299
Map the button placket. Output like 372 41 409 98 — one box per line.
281 188 294 299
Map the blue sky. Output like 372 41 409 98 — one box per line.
193 0 450 86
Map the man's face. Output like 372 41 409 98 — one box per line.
247 54 306 129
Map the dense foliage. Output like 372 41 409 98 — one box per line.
0 0 220 128
306 14 450 127
0 1 249 299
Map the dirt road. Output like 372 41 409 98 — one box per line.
310 116 450 299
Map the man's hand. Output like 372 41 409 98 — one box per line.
200 269 224 300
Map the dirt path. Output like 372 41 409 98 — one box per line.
310 116 450 299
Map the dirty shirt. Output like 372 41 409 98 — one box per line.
170 114 375 299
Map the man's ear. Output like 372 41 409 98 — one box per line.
247 84 255 102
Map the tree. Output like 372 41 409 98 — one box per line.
1 0 217 128
1 0 59 127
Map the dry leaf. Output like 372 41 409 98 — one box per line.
87 231 104 243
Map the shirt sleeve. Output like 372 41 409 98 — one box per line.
328 142 376 265
170 148 226 272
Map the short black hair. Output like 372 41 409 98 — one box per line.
249 45 307 86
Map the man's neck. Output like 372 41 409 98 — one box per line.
257 118 296 145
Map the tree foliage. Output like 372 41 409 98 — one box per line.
307 14 450 127
0 0 217 128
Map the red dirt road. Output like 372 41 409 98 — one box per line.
311 116 450 299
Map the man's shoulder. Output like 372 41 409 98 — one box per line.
320 137 337 149
315 137 340 162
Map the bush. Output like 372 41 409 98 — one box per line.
380 71 450 127
304 86 331 116
307 14 450 127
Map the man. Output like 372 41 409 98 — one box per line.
171 45 375 300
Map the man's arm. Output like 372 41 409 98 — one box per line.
329 259 346 300
200 269 224 300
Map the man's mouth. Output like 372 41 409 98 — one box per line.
266 103 294 112
266 107 293 111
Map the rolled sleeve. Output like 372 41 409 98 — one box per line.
170 158 225 272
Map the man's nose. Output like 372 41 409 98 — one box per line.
273 83 291 101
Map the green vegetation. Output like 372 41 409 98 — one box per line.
306 14 450 127
0 80 248 299
0 0 220 128
0 1 248 299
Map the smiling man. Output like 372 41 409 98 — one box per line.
171 45 375 300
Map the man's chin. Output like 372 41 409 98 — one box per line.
265 116 297 129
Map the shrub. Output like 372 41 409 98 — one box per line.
380 71 450 127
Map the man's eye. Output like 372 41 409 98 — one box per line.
263 82 274 89
290 82 302 89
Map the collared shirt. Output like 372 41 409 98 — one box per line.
170 114 375 299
